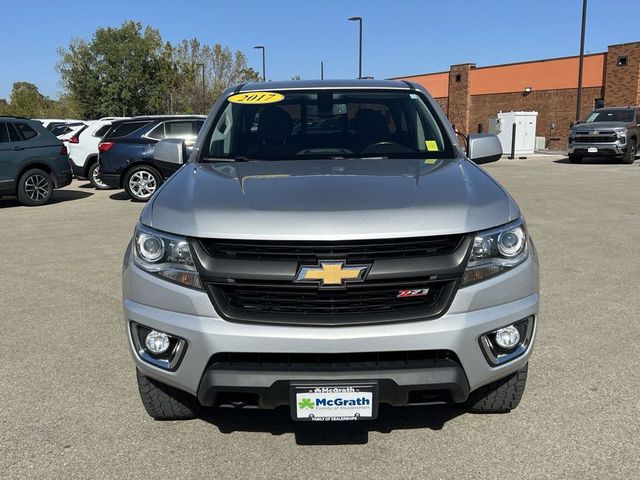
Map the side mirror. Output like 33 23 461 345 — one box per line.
467 133 502 164
154 138 187 166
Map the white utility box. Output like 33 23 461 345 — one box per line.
489 111 538 156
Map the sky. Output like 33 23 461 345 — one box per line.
2 0 640 100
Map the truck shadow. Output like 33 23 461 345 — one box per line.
554 156 634 165
201 404 465 445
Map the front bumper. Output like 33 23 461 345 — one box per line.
568 140 626 156
123 247 539 407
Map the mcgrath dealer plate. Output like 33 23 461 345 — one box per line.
588 147 598 153
291 383 378 421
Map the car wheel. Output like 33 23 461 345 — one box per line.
622 138 637 164
88 162 110 190
465 363 528 413
568 154 582 164
124 166 162 202
136 369 201 420
17 168 53 206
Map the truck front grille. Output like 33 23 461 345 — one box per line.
200 235 463 262
574 132 617 143
206 278 457 326
193 234 471 326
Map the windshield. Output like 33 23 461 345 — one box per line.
584 109 634 123
202 90 453 160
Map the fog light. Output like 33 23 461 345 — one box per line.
145 330 170 354
479 317 534 366
494 325 521 350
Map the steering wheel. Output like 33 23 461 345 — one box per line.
360 141 414 155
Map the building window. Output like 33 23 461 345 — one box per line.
617 56 628 67
454 74 461 82
594 98 604 109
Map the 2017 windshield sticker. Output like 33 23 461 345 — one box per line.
425 140 439 151
228 92 285 104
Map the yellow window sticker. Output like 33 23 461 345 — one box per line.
228 92 284 105
423 159 437 164
425 140 439 152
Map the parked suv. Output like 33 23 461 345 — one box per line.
0 117 71 206
68 117 128 189
123 80 539 422
568 106 640 163
98 115 205 201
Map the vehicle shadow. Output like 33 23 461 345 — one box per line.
200 404 466 445
0 190 93 209
109 191 131 201
553 156 634 165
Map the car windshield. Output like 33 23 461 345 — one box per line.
584 109 635 123
202 89 453 160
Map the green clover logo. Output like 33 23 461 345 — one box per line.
298 398 314 409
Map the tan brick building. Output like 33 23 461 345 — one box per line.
392 41 640 148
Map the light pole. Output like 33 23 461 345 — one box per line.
576 0 587 121
348 16 363 79
321 61 324 80
196 63 205 114
254 45 266 82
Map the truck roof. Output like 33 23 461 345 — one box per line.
236 79 412 92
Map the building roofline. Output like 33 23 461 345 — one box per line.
390 51 607 79
607 40 640 48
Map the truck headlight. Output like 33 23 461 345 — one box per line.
133 224 202 289
461 218 529 286
616 128 627 137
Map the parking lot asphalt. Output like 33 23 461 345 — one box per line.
1 155 639 479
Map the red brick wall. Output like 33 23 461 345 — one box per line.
604 42 640 106
447 64 474 134
469 87 603 148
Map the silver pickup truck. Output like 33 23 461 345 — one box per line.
123 80 539 422
568 106 640 164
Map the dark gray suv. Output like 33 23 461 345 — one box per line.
0 117 72 205
568 107 640 164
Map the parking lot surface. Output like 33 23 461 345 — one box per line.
1 156 639 479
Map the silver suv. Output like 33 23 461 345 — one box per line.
123 80 539 422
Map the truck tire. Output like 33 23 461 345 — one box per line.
568 154 582 164
124 165 162 202
465 363 528 413
17 168 53 206
622 138 637 164
136 369 201 420
88 161 110 189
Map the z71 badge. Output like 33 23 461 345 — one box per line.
397 288 430 298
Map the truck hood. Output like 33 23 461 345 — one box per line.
571 121 628 132
143 158 518 240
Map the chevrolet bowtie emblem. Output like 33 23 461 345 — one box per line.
295 261 370 286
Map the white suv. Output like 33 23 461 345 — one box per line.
68 117 128 188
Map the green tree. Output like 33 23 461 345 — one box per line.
7 82 48 117
169 39 260 114
57 21 261 118
57 21 168 118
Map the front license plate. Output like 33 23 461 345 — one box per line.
588 147 598 153
291 383 378 421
